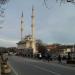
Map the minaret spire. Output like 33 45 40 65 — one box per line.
31 6 37 55
20 11 24 41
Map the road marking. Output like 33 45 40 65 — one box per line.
32 64 61 75
8 62 19 75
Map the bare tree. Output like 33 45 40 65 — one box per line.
44 0 75 9
36 39 47 55
0 0 9 5
57 0 75 4
0 0 9 17
0 0 9 26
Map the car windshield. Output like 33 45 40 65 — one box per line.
0 0 75 75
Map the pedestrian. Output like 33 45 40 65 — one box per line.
67 52 71 61
58 54 62 63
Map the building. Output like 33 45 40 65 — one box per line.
17 35 33 57
47 44 75 56
16 6 37 57
17 35 33 49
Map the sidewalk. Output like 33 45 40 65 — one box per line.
33 58 75 67
0 63 18 75
0 63 1 75
45 60 75 67
0 56 16 75
0 56 1 75
1 70 15 75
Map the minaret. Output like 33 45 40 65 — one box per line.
20 12 24 41
31 6 36 55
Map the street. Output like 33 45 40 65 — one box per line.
8 56 75 75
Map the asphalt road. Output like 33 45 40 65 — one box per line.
8 56 75 75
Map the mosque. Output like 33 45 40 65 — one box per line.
17 7 37 57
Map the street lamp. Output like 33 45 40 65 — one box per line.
72 44 75 52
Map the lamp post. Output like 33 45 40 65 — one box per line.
72 44 75 52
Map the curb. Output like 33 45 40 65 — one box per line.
8 62 19 75
0 63 1 75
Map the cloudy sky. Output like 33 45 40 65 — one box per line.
0 0 75 47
